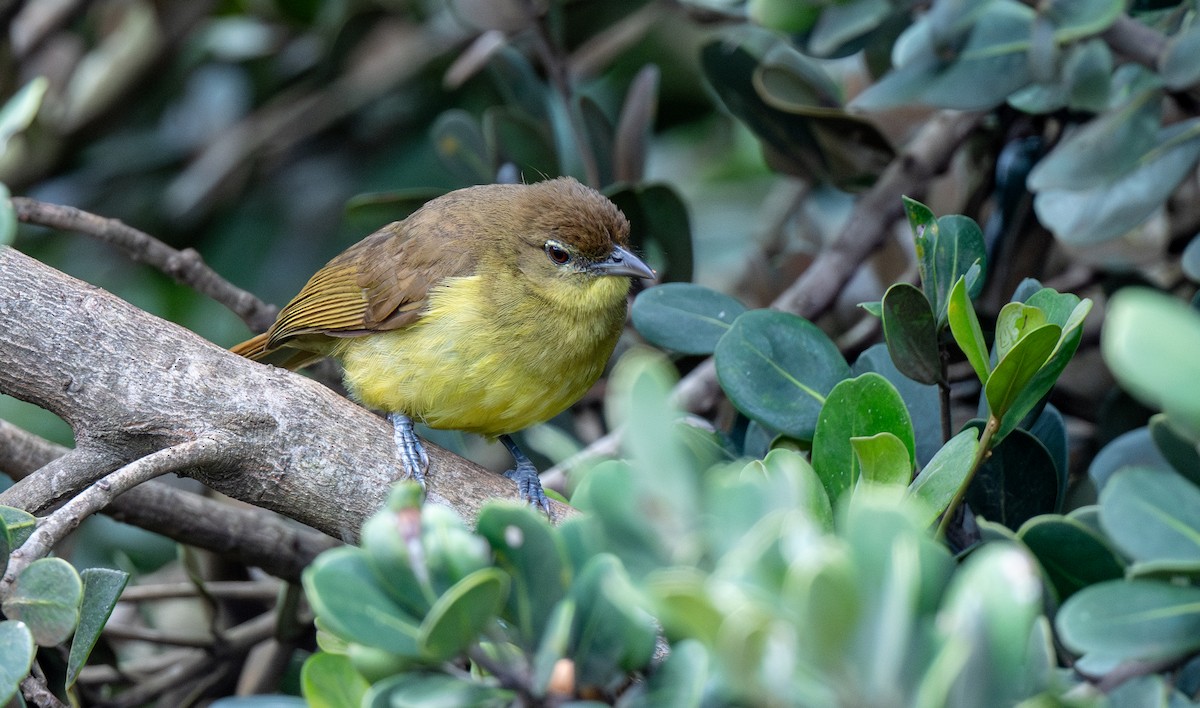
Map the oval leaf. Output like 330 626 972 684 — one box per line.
2 557 83 646
965 425 1059 529
475 504 568 650
984 323 1060 423
1103 288 1200 437
1017 515 1125 600
0 620 34 706
302 652 370 708
1100 467 1200 567
632 283 747 356
881 283 942 385
418 567 509 662
302 547 422 657
715 309 850 440
1058 579 1200 663
811 373 915 506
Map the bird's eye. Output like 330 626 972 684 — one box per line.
544 241 572 266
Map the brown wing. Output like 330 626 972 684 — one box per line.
258 219 478 353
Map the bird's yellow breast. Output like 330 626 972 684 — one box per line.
334 270 629 437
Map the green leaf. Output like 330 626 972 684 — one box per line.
577 95 614 186
984 323 1060 424
965 425 1059 529
938 544 1046 707
807 0 894 57
993 293 1091 441
851 432 913 489
0 620 34 706
530 599 575 696
302 547 422 657
363 672 514 708
0 506 36 549
301 653 370 708
475 504 568 650
1027 89 1160 192
1149 414 1200 487
418 567 509 662
0 77 48 156
487 46 550 124
1100 467 1200 568
1159 21 1200 91
994 302 1047 361
569 554 657 688
812 373 915 507
1044 0 1122 41
613 64 659 184
631 283 747 356
484 106 558 182
0 184 14 248
700 36 889 190
758 448 835 531
950 277 988 388
1103 288 1200 438
715 309 851 440
2 557 83 646
67 568 129 688
853 343 943 466
1017 515 1125 600
1057 579 1200 663
1064 39 1112 112
880 283 942 385
1033 120 1200 245
646 568 721 646
430 109 491 184
927 215 987 324
625 638 709 707
606 183 694 283
851 0 1035 111
907 428 980 527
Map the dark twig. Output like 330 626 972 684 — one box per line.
21 663 66 708
518 0 602 187
0 434 240 597
0 421 335 582
9 197 278 332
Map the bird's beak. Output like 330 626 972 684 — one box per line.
590 244 655 280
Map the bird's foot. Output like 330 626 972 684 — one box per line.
389 413 429 487
500 434 552 515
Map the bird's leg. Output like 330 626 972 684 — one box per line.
389 413 429 486
499 434 551 514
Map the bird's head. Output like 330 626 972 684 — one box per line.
510 177 654 305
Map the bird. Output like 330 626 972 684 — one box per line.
231 176 654 512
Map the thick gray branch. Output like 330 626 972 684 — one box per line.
0 246 571 542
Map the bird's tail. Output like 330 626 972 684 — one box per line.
231 332 326 371
230 332 271 360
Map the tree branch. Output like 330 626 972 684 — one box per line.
0 435 238 596
0 246 574 543
0 420 337 582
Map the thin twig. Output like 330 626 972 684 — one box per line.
518 0 602 187
10 197 278 332
101 624 217 649
106 610 293 708
118 580 282 603
1 434 238 597
21 663 67 708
